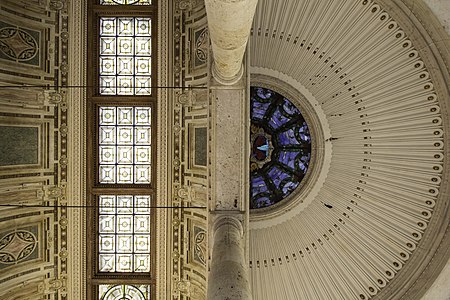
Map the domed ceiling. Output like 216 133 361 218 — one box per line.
248 0 450 299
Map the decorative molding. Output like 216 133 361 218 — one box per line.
66 0 87 299
156 0 171 299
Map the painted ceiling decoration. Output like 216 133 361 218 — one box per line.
0 230 37 264
250 86 311 209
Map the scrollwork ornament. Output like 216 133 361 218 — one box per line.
49 92 63 104
46 186 63 199
194 229 206 265
50 0 64 10
195 28 209 63
175 279 191 296
0 230 37 264
0 27 38 61
177 90 196 107
177 186 191 200
179 0 192 10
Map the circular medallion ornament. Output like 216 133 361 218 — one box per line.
0 27 38 61
250 87 312 209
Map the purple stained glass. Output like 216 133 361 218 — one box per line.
268 107 290 130
282 99 300 115
267 166 290 189
277 151 298 169
278 129 299 145
252 101 271 120
250 87 311 209
251 175 269 197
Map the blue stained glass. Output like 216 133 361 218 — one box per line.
251 175 269 197
267 166 290 189
297 122 311 142
256 88 273 99
253 196 272 208
268 107 290 130
250 87 312 209
252 101 271 120
281 180 299 195
278 129 299 145
277 151 298 169
296 153 310 172
282 99 300 115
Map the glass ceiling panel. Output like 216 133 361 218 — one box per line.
98 195 151 273
99 17 152 95
99 106 151 184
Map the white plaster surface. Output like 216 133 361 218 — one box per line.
423 0 450 35
421 256 450 300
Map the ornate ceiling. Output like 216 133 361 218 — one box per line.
0 0 448 299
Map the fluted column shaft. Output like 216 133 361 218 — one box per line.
205 0 258 84
207 217 251 300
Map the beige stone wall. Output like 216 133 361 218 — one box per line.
422 256 450 300
423 0 450 35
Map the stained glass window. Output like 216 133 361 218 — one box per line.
99 106 151 184
98 195 151 273
99 285 150 300
99 17 152 95
100 0 151 5
250 87 311 209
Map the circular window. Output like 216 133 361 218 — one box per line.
250 86 312 209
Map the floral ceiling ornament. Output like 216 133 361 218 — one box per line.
0 230 37 264
0 27 38 61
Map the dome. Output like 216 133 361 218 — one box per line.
248 0 450 299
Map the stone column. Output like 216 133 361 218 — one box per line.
205 0 258 84
207 217 251 300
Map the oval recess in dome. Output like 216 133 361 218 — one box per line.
250 86 312 209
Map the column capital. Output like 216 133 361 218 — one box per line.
213 215 244 236
212 61 244 85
